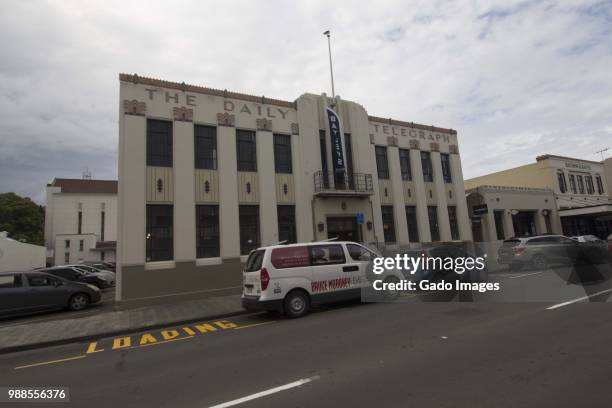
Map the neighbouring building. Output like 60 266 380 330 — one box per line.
44 178 117 266
0 231 46 272
465 154 611 238
117 73 472 302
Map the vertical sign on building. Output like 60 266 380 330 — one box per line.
326 106 346 175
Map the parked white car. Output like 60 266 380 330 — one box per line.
241 241 403 318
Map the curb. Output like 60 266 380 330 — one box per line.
0 309 252 355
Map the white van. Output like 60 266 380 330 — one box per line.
241 241 402 318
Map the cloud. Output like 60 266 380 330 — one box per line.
0 0 611 203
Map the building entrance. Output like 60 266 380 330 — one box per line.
327 217 360 242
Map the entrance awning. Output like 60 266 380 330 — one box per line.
559 204 612 218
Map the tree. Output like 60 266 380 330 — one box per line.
0 192 45 245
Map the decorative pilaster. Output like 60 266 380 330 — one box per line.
217 112 235 127
387 136 398 147
409 139 420 149
290 123 299 135
123 99 146 116
449 144 459 154
173 107 193 122
256 118 273 132
430 142 440 152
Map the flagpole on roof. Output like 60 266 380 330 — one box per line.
323 30 335 100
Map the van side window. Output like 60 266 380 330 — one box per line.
271 246 310 269
0 274 22 288
346 244 373 262
309 245 346 266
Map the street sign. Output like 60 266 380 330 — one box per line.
356 212 364 225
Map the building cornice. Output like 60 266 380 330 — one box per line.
536 154 603 165
368 116 457 135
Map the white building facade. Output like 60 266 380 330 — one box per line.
44 178 117 266
117 74 472 302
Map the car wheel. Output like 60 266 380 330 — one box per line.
383 276 400 300
532 255 548 270
68 293 90 311
283 290 310 318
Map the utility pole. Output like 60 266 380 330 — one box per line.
596 147 610 161
323 30 335 99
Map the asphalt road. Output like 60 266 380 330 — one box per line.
2 267 612 408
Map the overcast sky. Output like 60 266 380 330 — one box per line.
1 0 611 204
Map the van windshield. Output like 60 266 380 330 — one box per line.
245 250 265 272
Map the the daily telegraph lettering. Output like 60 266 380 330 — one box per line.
371 122 451 144
143 88 290 119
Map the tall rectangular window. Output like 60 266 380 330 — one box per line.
79 240 84 251
65 239 70 249
440 153 452 183
375 146 389 179
585 175 594 194
277 205 296 244
100 211 105 241
77 211 82 234
399 149 412 181
421 151 433 182
146 204 173 262
405 206 419 242
345 133 354 188
596 175 604 194
147 119 173 167
569 174 577 194
236 130 257 172
494 210 505 241
194 125 217 170
427 205 440 242
273 134 292 174
448 206 459 240
239 205 260 255
557 171 568 193
196 205 220 258
319 130 329 188
576 175 585 194
381 205 396 243
64 252 70 264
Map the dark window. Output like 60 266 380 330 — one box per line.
405 206 420 242
277 205 296 244
569 174 577 194
194 125 217 170
375 146 389 179
100 211 105 241
421 152 433 182
101 251 105 261
146 204 173 262
309 244 346 266
441 153 452 183
494 210 505 241
196 205 220 258
64 252 69 264
596 175 604 194
0 274 22 288
147 119 173 167
346 244 375 262
585 175 594 195
26 274 58 287
65 240 70 249
236 130 257 172
78 211 82 234
245 249 265 271
448 206 460 240
52 268 79 280
381 205 396 243
344 133 355 188
428 206 440 242
399 149 412 181
239 205 260 255
79 240 84 251
557 171 567 193
319 130 329 188
273 134 292 174
576 175 585 194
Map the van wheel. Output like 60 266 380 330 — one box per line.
283 290 310 318
68 293 90 311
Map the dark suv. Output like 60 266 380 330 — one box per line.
498 234 606 270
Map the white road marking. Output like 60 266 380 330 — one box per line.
209 376 319 408
508 271 545 279
547 288 612 310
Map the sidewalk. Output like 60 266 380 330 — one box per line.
0 294 245 354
